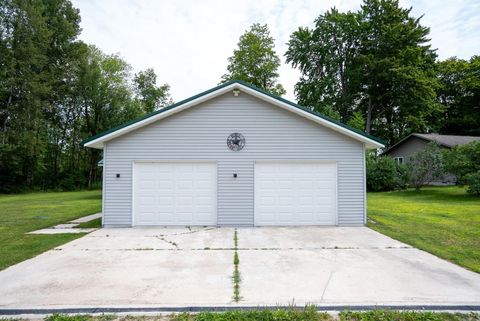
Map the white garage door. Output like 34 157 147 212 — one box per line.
255 162 337 226
133 162 216 226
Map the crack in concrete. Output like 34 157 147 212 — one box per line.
320 271 333 301
155 235 179 249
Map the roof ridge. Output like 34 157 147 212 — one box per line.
82 80 385 147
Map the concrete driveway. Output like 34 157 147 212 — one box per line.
0 227 479 309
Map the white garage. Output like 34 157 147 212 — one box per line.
254 162 337 226
83 80 384 227
133 162 217 226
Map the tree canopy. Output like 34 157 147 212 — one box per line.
0 0 171 192
286 0 440 145
221 23 286 96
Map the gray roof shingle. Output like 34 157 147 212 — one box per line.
412 133 480 148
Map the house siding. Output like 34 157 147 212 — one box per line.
103 92 366 227
386 136 430 162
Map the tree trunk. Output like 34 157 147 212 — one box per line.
366 96 373 133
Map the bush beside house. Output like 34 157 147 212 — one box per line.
368 141 480 195
444 141 480 195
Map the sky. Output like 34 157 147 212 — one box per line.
71 0 480 102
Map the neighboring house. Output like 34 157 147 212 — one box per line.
383 133 480 184
83 80 384 228
383 133 480 164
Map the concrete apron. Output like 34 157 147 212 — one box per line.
0 227 479 311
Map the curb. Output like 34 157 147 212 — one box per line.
1 305 480 315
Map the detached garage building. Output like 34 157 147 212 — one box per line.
83 80 384 227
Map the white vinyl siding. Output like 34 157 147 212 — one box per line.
103 92 366 227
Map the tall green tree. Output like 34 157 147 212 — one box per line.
0 0 173 191
286 8 361 119
357 0 439 142
221 23 286 96
133 68 172 114
286 0 440 145
0 0 83 190
436 56 480 136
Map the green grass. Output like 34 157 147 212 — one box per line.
367 186 480 272
75 217 102 228
0 190 102 270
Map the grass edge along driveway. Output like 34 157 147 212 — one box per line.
0 190 102 271
367 186 480 273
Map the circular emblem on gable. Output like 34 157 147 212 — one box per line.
227 133 245 151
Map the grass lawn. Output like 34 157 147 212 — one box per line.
0 190 102 271
367 186 480 273
75 217 102 229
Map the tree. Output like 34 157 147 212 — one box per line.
436 56 480 136
286 0 440 144
0 1 174 192
133 68 172 114
366 153 408 191
407 142 444 190
286 9 361 120
443 141 480 185
221 23 286 96
0 0 83 190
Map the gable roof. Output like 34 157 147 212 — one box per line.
384 133 480 155
82 80 385 149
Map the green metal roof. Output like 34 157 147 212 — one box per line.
82 79 386 146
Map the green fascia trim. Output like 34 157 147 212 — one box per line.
82 79 386 146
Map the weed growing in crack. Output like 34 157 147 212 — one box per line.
232 228 241 302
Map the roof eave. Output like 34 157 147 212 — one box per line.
83 81 385 150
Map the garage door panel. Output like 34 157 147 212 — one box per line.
134 162 216 226
255 162 337 226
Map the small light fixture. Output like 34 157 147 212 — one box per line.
116 173 120 178
233 173 238 178
232 89 240 97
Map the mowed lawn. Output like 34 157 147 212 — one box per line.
0 190 102 270
367 186 480 273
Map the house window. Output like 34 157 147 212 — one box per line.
394 157 404 165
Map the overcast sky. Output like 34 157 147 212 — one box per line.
71 0 480 102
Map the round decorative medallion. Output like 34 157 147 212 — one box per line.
227 133 245 151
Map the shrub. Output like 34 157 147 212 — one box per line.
444 141 480 185
407 142 444 190
465 171 480 196
366 154 407 192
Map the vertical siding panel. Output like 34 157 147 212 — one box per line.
103 92 366 227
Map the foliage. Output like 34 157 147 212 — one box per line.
366 154 408 192
465 171 480 196
368 186 480 273
443 141 480 185
173 307 330 321
407 142 444 190
285 8 361 120
221 23 286 96
0 190 101 270
286 0 440 144
340 310 480 321
0 0 172 192
347 111 366 131
133 68 172 114
436 56 480 136
171 309 477 321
